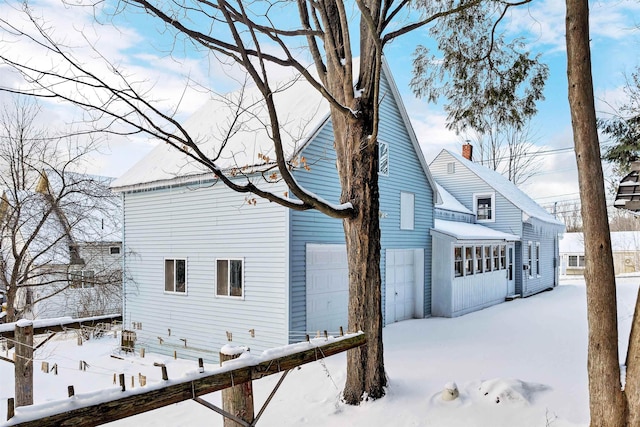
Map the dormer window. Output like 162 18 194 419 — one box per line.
474 193 495 222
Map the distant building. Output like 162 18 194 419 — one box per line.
560 231 640 276
0 170 122 320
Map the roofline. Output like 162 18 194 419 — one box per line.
434 149 564 227
381 57 440 204
430 228 521 242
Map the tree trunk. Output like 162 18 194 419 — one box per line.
626 287 640 425
565 2 626 425
334 107 387 404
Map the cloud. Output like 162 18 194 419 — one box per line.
508 0 640 53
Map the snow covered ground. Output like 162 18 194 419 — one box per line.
2 276 638 426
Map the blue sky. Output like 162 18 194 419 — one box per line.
1 0 640 208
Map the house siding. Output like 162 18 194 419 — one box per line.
122 180 288 363
289 70 435 335
377 73 434 319
521 223 557 296
289 120 345 340
430 151 523 237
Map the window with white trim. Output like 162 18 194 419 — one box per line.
378 141 389 176
465 246 474 276
527 242 533 277
109 246 121 255
535 242 540 276
216 259 244 297
69 270 94 289
475 246 483 273
454 247 463 277
400 192 415 230
568 255 585 267
165 259 186 293
484 246 492 271
474 193 495 222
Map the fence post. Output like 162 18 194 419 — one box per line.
15 320 34 407
220 346 254 427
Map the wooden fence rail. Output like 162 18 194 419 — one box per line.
5 332 366 427
0 314 122 340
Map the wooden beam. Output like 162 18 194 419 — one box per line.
6 333 365 427
0 315 122 339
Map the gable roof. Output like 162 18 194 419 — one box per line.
434 149 564 229
111 59 440 201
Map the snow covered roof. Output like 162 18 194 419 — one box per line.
111 60 440 201
432 219 520 241
440 150 564 229
111 71 330 190
434 182 473 214
560 231 640 253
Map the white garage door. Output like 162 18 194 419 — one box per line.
385 249 424 324
306 244 349 334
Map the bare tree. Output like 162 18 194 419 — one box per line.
554 200 583 232
465 120 542 186
0 97 121 324
0 0 547 403
566 1 640 424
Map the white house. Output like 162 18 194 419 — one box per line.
111 60 439 363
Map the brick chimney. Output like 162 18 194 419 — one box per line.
462 143 473 161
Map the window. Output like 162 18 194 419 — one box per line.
500 245 506 270
528 242 533 277
378 141 389 176
454 247 463 277
484 246 492 271
465 246 474 276
109 246 121 255
474 193 495 222
475 246 483 273
217 259 244 297
69 270 95 289
536 242 540 276
447 162 456 174
568 255 586 267
165 259 186 293
493 245 499 270
400 192 415 230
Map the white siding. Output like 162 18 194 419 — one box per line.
122 180 288 363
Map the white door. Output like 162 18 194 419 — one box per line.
306 244 349 334
385 249 424 324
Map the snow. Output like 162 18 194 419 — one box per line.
2 276 637 427
433 219 520 241
434 183 473 214
111 75 330 191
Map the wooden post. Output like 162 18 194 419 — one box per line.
15 320 34 407
220 346 254 427
162 366 168 381
68 386 75 398
198 358 204 373
140 347 145 358
119 374 126 392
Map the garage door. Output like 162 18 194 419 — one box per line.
385 249 424 324
306 244 349 334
